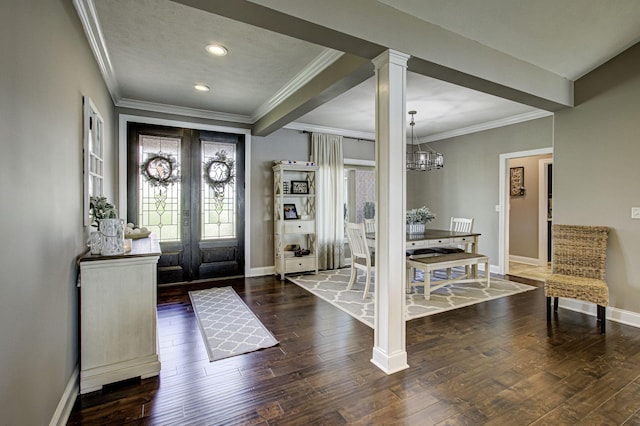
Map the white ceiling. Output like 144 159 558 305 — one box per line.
85 0 640 140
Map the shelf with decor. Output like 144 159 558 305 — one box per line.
273 162 318 279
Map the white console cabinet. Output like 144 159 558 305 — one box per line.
273 163 318 279
78 236 161 394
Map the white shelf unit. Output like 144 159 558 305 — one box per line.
273 163 318 279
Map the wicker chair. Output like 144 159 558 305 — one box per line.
545 224 609 333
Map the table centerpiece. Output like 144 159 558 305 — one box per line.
406 206 435 234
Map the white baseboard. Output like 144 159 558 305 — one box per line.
49 365 79 426
558 299 640 329
247 266 275 277
477 263 501 275
509 255 539 266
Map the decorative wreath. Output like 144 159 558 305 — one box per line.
140 153 180 188
203 150 235 188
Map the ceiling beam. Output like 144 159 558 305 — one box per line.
172 0 573 113
252 54 373 136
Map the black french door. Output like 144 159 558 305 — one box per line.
127 123 245 284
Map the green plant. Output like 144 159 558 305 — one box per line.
89 196 118 228
406 206 435 224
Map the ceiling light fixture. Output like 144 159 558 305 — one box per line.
406 110 444 172
205 44 228 56
194 84 210 92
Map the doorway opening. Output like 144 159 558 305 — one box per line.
498 147 553 276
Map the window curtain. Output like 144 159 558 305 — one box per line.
311 132 345 270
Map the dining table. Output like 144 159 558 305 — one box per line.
366 228 482 276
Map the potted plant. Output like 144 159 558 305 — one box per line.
88 196 124 255
406 206 435 234
89 196 118 228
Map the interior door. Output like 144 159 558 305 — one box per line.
127 123 245 284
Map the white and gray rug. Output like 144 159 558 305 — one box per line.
189 287 279 361
287 268 536 328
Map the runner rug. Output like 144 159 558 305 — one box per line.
287 268 536 329
189 287 278 361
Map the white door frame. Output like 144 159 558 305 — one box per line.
538 158 553 266
498 147 553 275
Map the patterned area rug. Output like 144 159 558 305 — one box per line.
189 287 279 361
287 268 536 328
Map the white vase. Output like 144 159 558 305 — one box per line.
407 223 426 234
99 218 125 255
88 231 102 255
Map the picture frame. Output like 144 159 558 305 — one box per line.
510 166 525 196
290 180 309 194
283 203 298 220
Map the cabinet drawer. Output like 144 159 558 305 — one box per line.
283 220 315 234
407 241 428 248
427 238 452 246
285 256 316 273
452 236 473 244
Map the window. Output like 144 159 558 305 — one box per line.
83 96 105 226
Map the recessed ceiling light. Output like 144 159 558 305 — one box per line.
205 44 228 56
194 84 210 92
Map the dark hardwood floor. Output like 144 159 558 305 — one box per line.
68 274 640 425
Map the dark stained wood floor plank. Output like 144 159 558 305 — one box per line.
67 274 640 425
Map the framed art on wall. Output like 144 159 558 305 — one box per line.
510 166 525 196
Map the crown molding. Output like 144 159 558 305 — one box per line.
73 0 121 103
284 122 376 141
252 49 344 122
117 98 253 124
287 110 552 143
418 110 553 143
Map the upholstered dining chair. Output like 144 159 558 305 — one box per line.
345 222 375 299
545 224 609 334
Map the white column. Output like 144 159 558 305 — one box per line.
371 50 410 374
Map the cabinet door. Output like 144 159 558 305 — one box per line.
81 260 157 370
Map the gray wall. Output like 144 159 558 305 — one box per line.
407 116 554 265
0 0 116 423
250 129 311 268
249 131 375 268
554 42 640 312
509 154 552 259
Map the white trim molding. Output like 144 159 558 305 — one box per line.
117 98 253 124
248 266 276 277
72 0 120 103
498 147 553 275
420 110 553 143
557 299 640 329
538 157 553 266
509 255 539 266
285 121 376 141
253 49 344 122
49 366 79 426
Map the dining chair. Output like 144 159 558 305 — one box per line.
433 217 474 278
364 218 375 234
545 224 609 334
434 217 474 254
345 222 375 299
